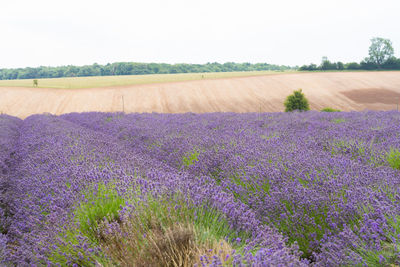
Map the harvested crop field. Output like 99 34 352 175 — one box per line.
341 88 400 104
1 71 400 118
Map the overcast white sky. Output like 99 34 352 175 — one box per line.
1 0 399 68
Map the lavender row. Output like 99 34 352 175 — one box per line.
0 115 22 260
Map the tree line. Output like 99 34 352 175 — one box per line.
0 62 293 80
300 37 400 71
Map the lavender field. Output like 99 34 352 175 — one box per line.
1 111 400 266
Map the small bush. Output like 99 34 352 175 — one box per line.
284 89 310 112
321 107 341 112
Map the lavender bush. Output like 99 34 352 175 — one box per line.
1 111 399 266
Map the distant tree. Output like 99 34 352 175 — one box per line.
360 59 378 70
299 64 318 71
367 37 395 66
320 57 338 70
309 64 319 71
284 89 310 112
321 56 329 67
382 57 400 70
337 62 344 70
345 62 360 70
299 65 308 71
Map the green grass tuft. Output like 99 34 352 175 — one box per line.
74 182 126 241
331 118 346 124
182 149 200 167
321 107 341 112
386 148 400 170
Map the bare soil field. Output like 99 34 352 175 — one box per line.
1 71 400 118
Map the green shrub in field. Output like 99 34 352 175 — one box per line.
284 89 310 112
387 148 400 170
321 107 341 112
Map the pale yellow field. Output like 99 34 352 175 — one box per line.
0 70 293 89
1 71 400 118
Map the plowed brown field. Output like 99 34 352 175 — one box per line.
1 71 400 118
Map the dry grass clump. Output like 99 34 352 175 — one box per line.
94 194 238 267
98 219 233 267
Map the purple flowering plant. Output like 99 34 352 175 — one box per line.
1 111 400 266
